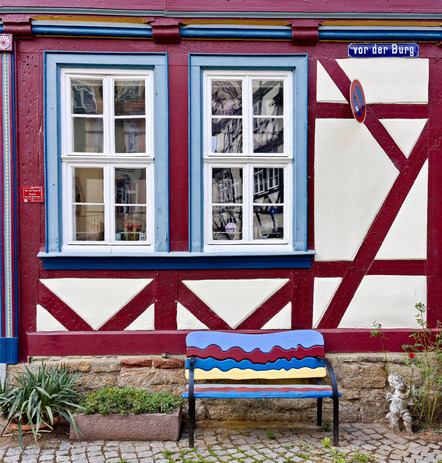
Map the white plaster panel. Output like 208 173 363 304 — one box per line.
376 160 428 260
315 119 398 261
313 278 342 328
40 278 152 330
125 304 155 331
261 303 292 329
316 61 347 103
339 275 426 328
336 58 429 104
36 305 68 332
380 119 428 158
182 279 289 329
177 303 209 330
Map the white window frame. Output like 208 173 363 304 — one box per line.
203 70 293 252
60 68 155 252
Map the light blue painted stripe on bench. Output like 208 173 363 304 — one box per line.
186 330 324 352
187 357 325 372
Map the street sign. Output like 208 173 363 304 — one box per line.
350 80 366 124
348 43 419 58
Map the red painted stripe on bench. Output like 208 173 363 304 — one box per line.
186 345 325 363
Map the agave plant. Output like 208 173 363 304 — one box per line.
0 362 84 447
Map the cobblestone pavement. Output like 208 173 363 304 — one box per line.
0 423 441 463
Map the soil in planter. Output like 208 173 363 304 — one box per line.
0 421 70 449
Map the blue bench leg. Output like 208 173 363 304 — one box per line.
317 397 322 426
189 396 195 447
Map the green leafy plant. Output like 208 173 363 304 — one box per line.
322 418 332 432
80 385 183 415
0 362 83 448
371 302 442 428
321 436 331 448
402 303 442 427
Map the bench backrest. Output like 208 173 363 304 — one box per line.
185 330 327 381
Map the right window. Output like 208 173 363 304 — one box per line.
190 55 308 255
205 72 292 251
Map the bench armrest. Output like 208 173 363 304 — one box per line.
315 356 339 398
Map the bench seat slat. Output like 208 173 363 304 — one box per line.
183 384 341 399
187 366 327 380
186 345 325 362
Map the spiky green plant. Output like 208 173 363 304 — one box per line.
0 362 83 447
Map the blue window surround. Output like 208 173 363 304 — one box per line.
189 54 311 255
40 52 169 258
40 52 313 270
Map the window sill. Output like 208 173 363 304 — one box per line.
38 250 315 270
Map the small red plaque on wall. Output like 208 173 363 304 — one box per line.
22 186 44 203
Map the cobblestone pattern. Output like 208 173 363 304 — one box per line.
0 423 441 462
8 353 411 424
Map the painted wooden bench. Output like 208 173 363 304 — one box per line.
183 330 341 447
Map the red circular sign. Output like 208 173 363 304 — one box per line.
350 79 366 123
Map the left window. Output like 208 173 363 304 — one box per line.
43 53 168 255
61 70 154 250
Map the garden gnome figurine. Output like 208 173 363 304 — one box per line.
386 373 413 432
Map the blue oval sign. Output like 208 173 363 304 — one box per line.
350 79 366 123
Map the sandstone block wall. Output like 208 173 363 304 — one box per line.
7 353 412 424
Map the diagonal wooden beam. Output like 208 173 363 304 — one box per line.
318 125 428 328
178 281 231 330
236 282 291 330
99 283 154 331
316 58 429 328
38 282 93 331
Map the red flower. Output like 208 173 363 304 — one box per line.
409 353 415 358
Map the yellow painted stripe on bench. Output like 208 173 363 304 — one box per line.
186 367 327 380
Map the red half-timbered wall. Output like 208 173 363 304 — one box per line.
2 1 441 361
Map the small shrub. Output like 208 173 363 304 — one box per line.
322 418 332 432
80 385 183 415
371 302 442 429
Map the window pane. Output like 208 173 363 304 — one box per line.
212 119 243 153
74 168 103 203
74 205 105 241
115 168 146 204
212 80 242 116
212 168 243 204
71 79 103 114
115 206 147 241
253 168 284 240
115 119 146 153
253 118 283 153
73 118 103 153
253 205 284 240
212 206 243 240
253 168 284 202
253 80 284 116
114 80 146 116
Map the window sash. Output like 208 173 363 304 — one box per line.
63 162 154 250
204 162 292 250
61 70 154 157
203 71 292 159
